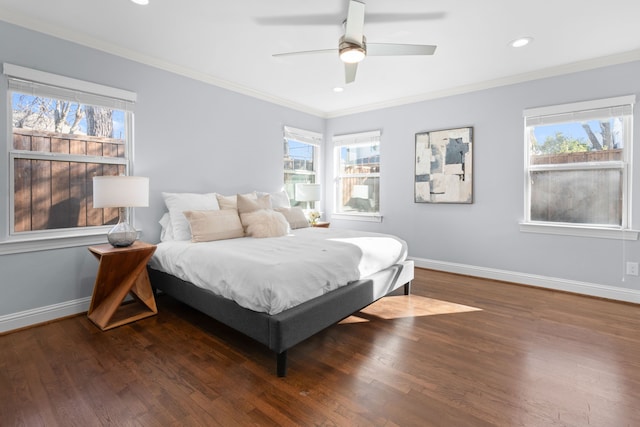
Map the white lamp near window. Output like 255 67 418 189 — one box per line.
93 176 149 247
295 183 321 209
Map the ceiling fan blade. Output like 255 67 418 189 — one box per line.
345 63 358 84
273 48 337 58
255 8 445 26
344 0 365 44
255 12 444 26
255 15 345 26
363 12 446 23
367 43 437 56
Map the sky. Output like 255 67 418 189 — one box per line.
533 118 623 148
11 93 126 138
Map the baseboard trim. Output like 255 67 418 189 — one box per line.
412 257 640 305
0 296 92 334
2 260 638 334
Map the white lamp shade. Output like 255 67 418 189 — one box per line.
295 183 321 202
93 176 149 208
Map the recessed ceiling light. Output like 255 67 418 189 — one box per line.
333 87 344 93
510 37 533 48
131 0 149 5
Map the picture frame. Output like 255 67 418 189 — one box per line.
415 126 473 203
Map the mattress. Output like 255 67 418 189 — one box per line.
149 227 408 315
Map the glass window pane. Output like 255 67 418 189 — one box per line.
284 139 316 207
530 118 624 165
530 169 622 226
11 92 126 153
7 68 133 240
13 158 124 232
339 176 379 213
524 97 632 230
335 136 381 215
339 144 380 175
285 140 315 172
12 150 125 234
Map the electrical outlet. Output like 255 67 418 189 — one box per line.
626 262 639 276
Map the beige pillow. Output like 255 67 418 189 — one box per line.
241 209 290 238
161 192 219 241
216 192 257 210
183 210 244 242
237 193 271 214
275 207 309 229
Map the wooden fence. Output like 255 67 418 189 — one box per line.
13 129 125 232
531 149 622 164
530 149 623 225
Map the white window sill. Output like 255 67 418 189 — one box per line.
331 213 383 223
0 231 110 255
519 222 639 240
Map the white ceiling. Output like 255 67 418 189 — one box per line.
1 0 639 117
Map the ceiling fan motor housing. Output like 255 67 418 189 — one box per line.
339 35 366 63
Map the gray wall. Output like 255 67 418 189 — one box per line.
1 20 639 326
0 21 323 319
326 62 640 296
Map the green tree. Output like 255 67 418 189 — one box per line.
534 132 589 155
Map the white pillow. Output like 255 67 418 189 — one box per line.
162 192 219 241
265 190 291 209
183 210 244 242
274 207 309 229
158 212 175 242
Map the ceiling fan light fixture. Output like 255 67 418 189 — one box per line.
339 36 366 63
340 47 365 63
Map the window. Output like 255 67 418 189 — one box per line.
523 95 635 237
334 130 381 220
283 126 322 208
3 63 136 247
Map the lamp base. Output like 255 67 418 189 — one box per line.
107 208 138 247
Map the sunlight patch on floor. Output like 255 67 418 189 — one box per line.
339 295 482 324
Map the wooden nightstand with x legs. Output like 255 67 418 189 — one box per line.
87 241 157 331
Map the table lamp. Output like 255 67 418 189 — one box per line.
93 176 149 247
295 183 321 209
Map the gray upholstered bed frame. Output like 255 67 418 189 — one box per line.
148 260 414 376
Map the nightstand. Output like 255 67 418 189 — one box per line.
87 241 157 331
312 221 330 228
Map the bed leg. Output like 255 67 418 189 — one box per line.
404 281 412 295
277 351 287 377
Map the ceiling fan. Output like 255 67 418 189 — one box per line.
272 0 437 84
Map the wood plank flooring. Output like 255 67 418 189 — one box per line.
1 268 639 426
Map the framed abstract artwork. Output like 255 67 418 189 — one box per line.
415 126 473 203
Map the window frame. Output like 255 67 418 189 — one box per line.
333 130 382 222
283 126 322 209
1 63 137 254
521 95 638 240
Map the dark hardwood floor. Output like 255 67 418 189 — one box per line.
1 268 639 426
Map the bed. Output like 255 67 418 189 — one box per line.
148 191 414 376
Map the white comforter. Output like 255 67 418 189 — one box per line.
150 227 408 315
